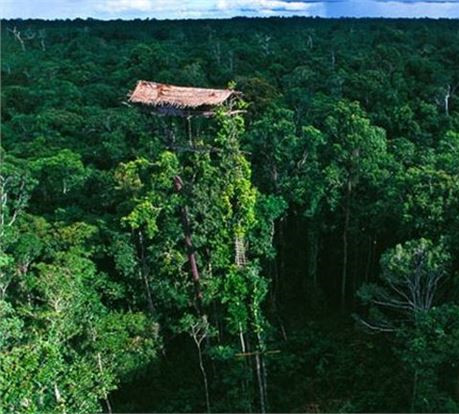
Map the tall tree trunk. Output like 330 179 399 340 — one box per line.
97 352 113 414
255 332 268 413
350 236 360 309
239 328 253 413
245 334 255 412
271 219 289 340
277 218 286 302
255 352 266 414
444 85 451 116
138 230 155 316
261 354 268 412
181 206 203 302
197 341 211 413
306 220 319 287
186 116 193 146
54 383 67 414
341 180 351 310
174 175 203 311
455 368 459 403
269 255 288 341
364 235 373 282
410 369 418 413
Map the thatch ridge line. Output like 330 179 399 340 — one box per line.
128 80 238 109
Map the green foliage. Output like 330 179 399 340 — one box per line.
321 101 388 211
2 17 459 413
358 239 458 412
358 238 451 327
398 305 459 413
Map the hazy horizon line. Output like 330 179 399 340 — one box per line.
2 15 458 21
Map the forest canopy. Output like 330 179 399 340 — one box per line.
1 17 459 413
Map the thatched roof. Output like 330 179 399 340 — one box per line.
128 80 237 109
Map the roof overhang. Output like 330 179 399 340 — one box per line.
128 80 240 111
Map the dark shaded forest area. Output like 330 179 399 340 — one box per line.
1 17 459 413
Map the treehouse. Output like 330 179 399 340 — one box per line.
128 80 241 117
127 79 248 304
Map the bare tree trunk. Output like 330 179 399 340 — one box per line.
269 218 289 341
364 235 373 282
245 335 255 412
261 354 268 412
138 231 155 315
269 253 288 341
8 27 26 51
306 221 319 287
341 180 351 310
410 369 418 413
197 342 211 413
186 116 193 146
255 333 268 414
455 368 459 403
54 383 67 414
255 352 266 414
190 320 211 413
182 206 203 303
444 85 451 116
142 268 155 315
97 352 113 414
278 218 286 299
174 175 203 311
269 219 281 310
239 328 253 413
351 236 360 308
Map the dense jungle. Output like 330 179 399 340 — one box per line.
1 17 459 413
